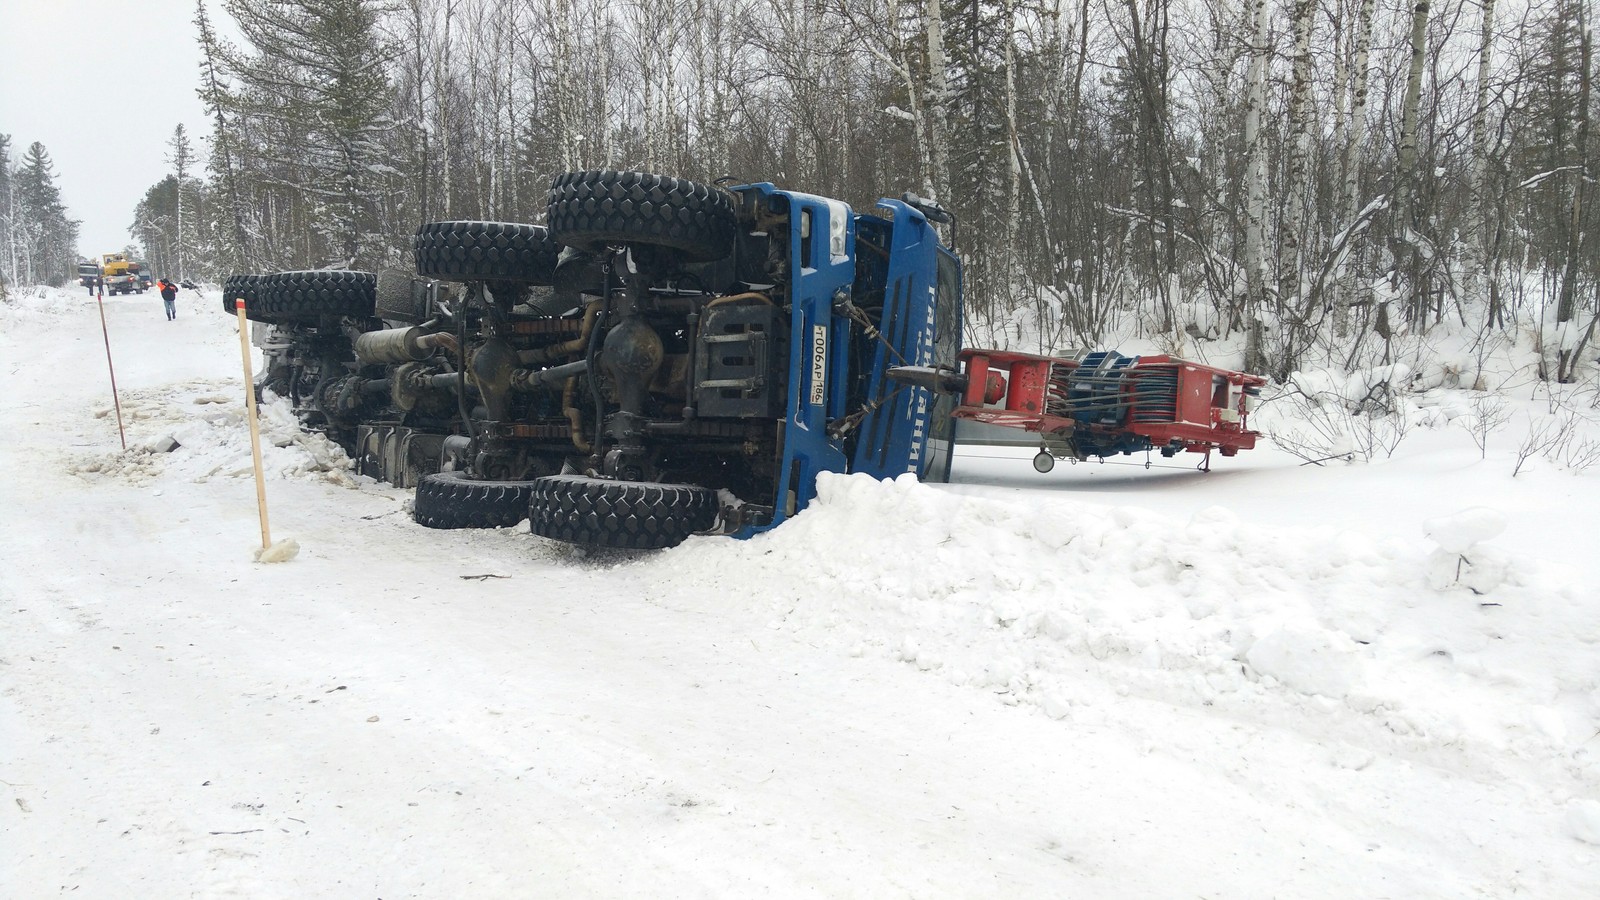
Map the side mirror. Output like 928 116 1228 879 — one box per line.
900 192 953 224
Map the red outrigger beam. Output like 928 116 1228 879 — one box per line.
891 349 1268 471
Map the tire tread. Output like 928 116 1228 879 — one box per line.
547 170 736 262
527 474 716 549
413 221 560 284
413 471 538 529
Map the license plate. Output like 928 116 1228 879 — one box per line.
809 324 827 407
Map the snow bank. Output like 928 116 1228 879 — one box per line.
0 283 93 322
646 473 1600 788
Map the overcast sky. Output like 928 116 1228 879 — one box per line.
0 1 229 262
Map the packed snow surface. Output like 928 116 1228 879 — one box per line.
2 285 1599 897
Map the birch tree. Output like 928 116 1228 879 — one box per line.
831 0 950 208
1553 0 1592 382
924 0 954 203
1333 0 1375 336
1239 0 1271 373
1279 0 1315 314
1392 0 1432 328
1462 0 1497 320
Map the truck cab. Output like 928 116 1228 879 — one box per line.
720 183 962 534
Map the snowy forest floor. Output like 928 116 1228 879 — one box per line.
2 285 1598 898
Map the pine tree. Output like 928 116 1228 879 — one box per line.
131 172 216 281
196 0 253 270
11 142 80 287
221 0 401 267
944 0 1014 321
166 124 197 280
131 176 182 278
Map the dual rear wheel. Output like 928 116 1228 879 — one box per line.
412 471 717 550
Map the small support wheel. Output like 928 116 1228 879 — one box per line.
1032 451 1055 474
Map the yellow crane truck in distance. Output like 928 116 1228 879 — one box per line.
100 253 147 295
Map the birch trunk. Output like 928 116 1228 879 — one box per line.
175 138 185 278
1240 0 1271 373
1281 0 1315 314
923 0 952 201
1393 0 1430 326
879 0 936 202
1555 0 1591 381
1462 0 1496 317
594 0 613 165
552 0 581 171
409 0 432 225
1003 0 1022 307
438 0 457 216
1334 0 1375 335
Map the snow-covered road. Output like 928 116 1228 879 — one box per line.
2 287 1597 897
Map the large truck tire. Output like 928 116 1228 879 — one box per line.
412 471 538 529
254 270 376 321
527 474 717 550
221 274 263 318
414 221 560 285
547 170 736 263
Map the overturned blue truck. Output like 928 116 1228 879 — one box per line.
224 171 964 549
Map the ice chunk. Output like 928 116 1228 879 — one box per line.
1424 507 1507 554
1566 799 1600 845
1245 624 1364 699
253 538 300 563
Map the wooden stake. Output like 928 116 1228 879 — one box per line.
235 299 272 549
95 288 127 450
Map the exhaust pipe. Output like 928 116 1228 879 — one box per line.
353 326 459 366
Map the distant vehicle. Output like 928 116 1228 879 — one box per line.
77 262 100 290
100 253 146 295
135 265 153 290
